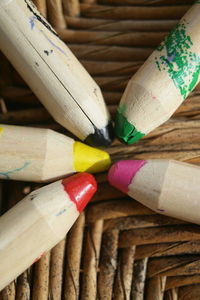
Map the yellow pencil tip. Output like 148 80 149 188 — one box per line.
0 127 4 136
73 142 111 173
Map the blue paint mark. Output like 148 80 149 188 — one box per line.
40 30 68 57
29 16 37 30
0 162 31 179
158 208 165 212
164 53 176 66
55 208 67 217
25 0 58 37
167 53 176 62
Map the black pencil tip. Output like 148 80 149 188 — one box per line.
85 122 114 147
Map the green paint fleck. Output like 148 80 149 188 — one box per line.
115 105 145 144
155 22 200 99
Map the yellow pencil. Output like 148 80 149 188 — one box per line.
0 124 111 182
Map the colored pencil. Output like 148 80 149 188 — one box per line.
0 124 111 182
115 2 200 144
0 0 114 147
108 159 200 224
0 172 97 291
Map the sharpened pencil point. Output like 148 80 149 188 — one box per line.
62 173 97 212
115 110 145 144
108 160 146 193
73 142 111 173
85 122 114 147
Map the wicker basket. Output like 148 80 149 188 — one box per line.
1 0 200 299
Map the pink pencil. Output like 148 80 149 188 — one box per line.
108 159 200 225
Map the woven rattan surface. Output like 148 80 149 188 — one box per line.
1 0 200 299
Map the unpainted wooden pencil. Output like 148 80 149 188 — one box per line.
0 182 26 298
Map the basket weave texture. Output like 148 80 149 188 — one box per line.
1 0 200 299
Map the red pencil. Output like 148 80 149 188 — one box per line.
0 172 97 291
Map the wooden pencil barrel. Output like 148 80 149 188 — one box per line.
0 180 78 291
118 3 200 137
0 0 110 143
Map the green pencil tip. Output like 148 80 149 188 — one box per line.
115 109 145 144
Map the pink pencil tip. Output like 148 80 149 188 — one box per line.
108 160 146 193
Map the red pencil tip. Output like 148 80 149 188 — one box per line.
62 173 97 212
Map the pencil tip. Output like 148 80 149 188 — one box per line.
115 110 145 144
62 173 97 212
74 142 111 173
84 121 114 147
108 160 146 193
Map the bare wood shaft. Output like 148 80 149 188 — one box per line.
58 29 167 47
98 229 119 300
131 258 148 300
82 0 96 3
166 275 200 290
99 0 192 5
62 0 80 17
63 213 85 300
49 239 66 300
80 4 189 20
32 252 50 300
114 246 136 300
135 240 200 260
32 0 47 17
65 16 177 32
69 44 153 61
164 288 178 300
0 282 16 300
119 225 200 248
178 285 200 299
81 220 104 300
16 271 30 300
46 0 66 29
146 276 166 300
103 214 183 232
